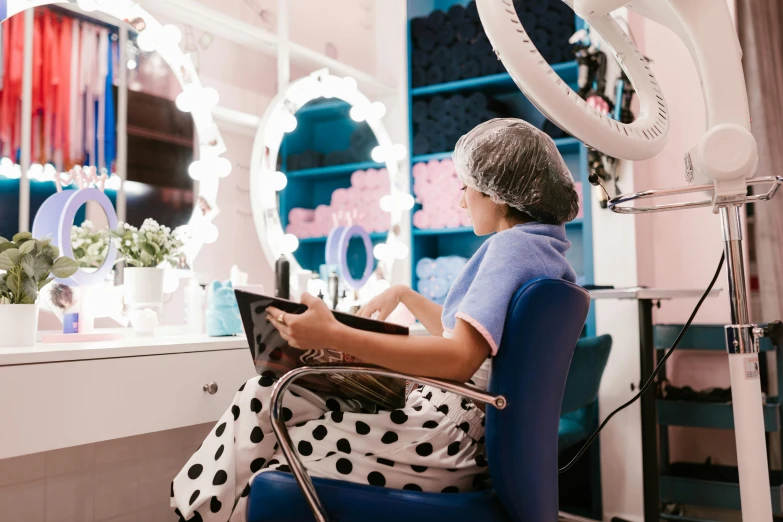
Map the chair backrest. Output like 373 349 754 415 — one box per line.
485 278 590 522
561 334 613 415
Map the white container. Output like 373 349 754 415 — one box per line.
0 303 39 347
124 267 165 309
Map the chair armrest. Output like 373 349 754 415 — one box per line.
267 364 508 522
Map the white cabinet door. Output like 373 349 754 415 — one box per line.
0 349 256 459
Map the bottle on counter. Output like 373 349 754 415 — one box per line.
275 254 290 299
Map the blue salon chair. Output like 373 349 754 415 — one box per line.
247 278 590 522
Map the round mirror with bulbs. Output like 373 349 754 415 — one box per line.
250 71 412 294
0 0 229 265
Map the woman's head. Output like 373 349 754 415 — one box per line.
453 118 580 234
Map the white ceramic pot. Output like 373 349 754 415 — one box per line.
0 303 39 347
124 267 165 308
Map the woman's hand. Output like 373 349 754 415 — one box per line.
356 285 405 320
267 293 342 350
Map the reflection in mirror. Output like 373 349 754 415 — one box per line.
71 201 112 273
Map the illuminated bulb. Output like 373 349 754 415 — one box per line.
349 105 368 122
280 112 298 133
127 59 138 70
380 195 394 213
215 157 232 178
29 164 44 180
371 146 385 163
369 101 386 119
198 223 219 244
188 160 206 180
105 175 122 191
393 243 409 260
280 234 300 254
43 164 57 181
321 76 341 98
308 278 328 297
373 243 390 261
175 91 193 112
270 171 288 191
201 87 220 108
342 77 358 92
163 25 182 45
392 144 407 161
398 193 414 210
137 29 156 53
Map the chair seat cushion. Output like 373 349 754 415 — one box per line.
247 471 512 522
558 411 590 453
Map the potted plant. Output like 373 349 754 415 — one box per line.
71 220 110 269
0 232 79 347
111 219 186 309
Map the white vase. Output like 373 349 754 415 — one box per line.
0 303 39 347
124 267 165 309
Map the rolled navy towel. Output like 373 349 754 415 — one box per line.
467 92 488 113
411 17 427 37
455 20 477 43
442 60 461 82
426 9 447 31
540 10 560 30
426 65 444 85
416 29 437 52
466 1 479 21
426 130 448 154
461 58 480 79
451 41 470 62
448 3 467 24
431 45 451 66
529 1 547 15
518 9 537 29
439 114 458 137
413 133 430 156
480 55 499 76
469 39 493 59
324 150 344 166
444 94 466 116
412 67 427 88
532 28 551 48
412 100 429 124
436 22 456 47
428 95 446 118
412 48 431 70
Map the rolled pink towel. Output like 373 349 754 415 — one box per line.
351 170 366 189
331 188 350 208
314 205 332 224
364 169 379 189
376 169 390 191
441 158 455 175
575 182 584 219
288 208 315 224
413 210 429 229
412 162 429 182
441 209 461 229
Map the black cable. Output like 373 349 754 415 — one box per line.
559 251 726 474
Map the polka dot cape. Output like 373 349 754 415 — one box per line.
172 375 487 522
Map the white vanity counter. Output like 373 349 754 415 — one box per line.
0 330 257 460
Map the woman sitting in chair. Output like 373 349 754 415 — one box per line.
172 118 580 522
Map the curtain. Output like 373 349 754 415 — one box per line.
738 0 783 322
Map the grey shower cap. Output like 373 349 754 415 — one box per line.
452 118 580 225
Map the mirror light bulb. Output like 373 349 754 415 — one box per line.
350 105 367 123
77 0 98 12
188 160 206 180
369 101 386 119
380 195 394 213
271 171 288 191
371 146 385 163
281 112 298 133
215 157 232 178
163 25 182 45
127 59 138 70
201 87 220 108
373 243 390 261
392 144 407 161
342 77 358 92
393 243 409 260
198 223 219 244
175 91 194 112
137 30 156 53
280 234 299 254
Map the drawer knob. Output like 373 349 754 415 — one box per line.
203 382 219 395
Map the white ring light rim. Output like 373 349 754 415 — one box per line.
3 0 227 263
476 0 670 161
250 71 405 290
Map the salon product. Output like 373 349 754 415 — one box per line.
185 279 206 334
275 254 290 299
328 270 340 310
236 290 408 410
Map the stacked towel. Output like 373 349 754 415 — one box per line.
413 92 507 155
412 158 471 230
416 256 468 305
410 0 576 88
285 169 391 238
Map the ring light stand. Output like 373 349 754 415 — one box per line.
477 0 779 519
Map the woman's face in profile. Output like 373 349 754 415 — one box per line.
459 185 502 236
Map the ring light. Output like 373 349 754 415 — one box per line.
250 70 409 292
475 0 669 161
2 0 228 264
31 188 118 286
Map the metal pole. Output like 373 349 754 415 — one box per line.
19 9 34 232
721 205 773 521
638 299 659 522
116 27 129 223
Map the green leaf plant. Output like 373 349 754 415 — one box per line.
0 233 79 305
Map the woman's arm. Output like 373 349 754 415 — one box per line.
268 293 490 382
357 285 444 336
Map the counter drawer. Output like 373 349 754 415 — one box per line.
0 348 256 458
